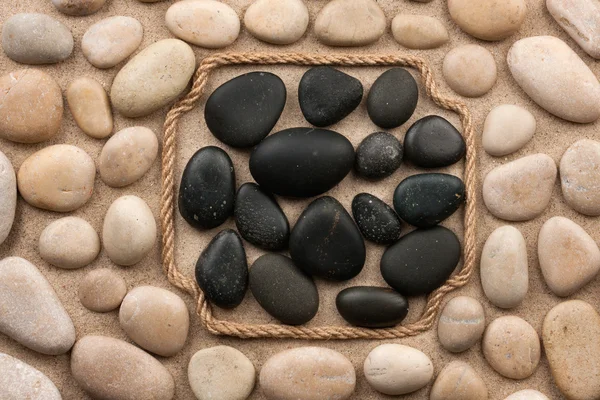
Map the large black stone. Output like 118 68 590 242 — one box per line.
195 229 248 309
355 131 403 179
380 226 461 296
178 146 235 230
249 127 355 198
351 193 402 245
204 71 286 148
404 115 466 168
336 286 409 328
249 253 319 325
393 173 465 228
234 182 290 251
367 68 419 129
289 196 366 281
298 66 363 127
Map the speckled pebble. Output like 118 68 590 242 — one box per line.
52 0 106 16
355 132 403 179
314 0 386 46
560 139 600 216
437 296 485 353
430 361 488 400
82 16 143 69
39 217 100 270
443 44 497 97
244 0 309 45
79 268 127 312
0 151 16 246
0 352 62 400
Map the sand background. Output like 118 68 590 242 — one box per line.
0 0 596 398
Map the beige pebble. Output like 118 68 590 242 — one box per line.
0 151 16 246
482 153 556 221
547 0 600 59
482 316 540 379
443 44 497 97
102 195 157 266
364 344 433 395
448 0 527 41
430 361 488 400
504 390 550 400
480 226 528 309
482 104 536 156
188 346 255 400
538 216 600 297
39 217 100 270
52 0 106 15
0 352 62 400
314 0 386 47
98 127 159 187
260 347 355 400
66 78 112 139
560 139 600 216
18 145 96 213
0 257 75 355
542 300 600 400
0 69 63 144
79 268 127 312
391 14 449 50
71 335 175 400
82 16 143 69
244 0 309 45
437 296 485 353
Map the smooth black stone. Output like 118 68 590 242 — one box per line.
298 66 363 127
249 253 319 325
249 127 355 198
404 115 466 168
195 229 248 309
178 146 235 230
380 226 461 296
204 71 286 148
234 182 290 251
367 68 419 129
336 286 409 328
355 132 403 179
393 173 465 228
289 196 366 281
352 193 402 245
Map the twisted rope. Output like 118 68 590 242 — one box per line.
160 52 477 340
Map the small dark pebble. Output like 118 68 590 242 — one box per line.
404 115 466 168
352 193 402 245
355 131 403 179
367 68 419 129
336 286 409 328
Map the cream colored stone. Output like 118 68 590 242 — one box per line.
0 69 63 144
244 0 309 45
39 217 100 270
18 145 96 212
391 14 449 50
448 0 527 41
482 153 557 221
79 268 127 312
98 127 159 187
437 296 485 353
66 77 113 139
560 139 600 216
504 390 550 400
0 151 16 246
482 104 536 156
443 44 497 97
52 0 106 16
548 0 600 59
0 353 62 400
430 361 488 400
82 16 143 69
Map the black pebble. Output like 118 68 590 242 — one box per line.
178 146 235 230
352 193 402 245
393 173 465 228
298 66 363 127
249 253 319 325
367 68 419 129
289 196 366 281
249 127 355 198
195 229 248 309
336 286 409 328
234 182 290 251
380 226 461 297
355 132 403 179
204 71 286 148
404 115 466 168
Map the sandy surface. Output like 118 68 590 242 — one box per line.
0 0 596 398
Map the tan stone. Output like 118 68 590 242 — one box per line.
504 390 550 400
448 0 527 41
79 268 127 312
244 0 309 45
0 352 62 400
66 77 113 139
39 217 100 270
482 104 536 156
82 16 143 69
391 14 449 50
547 0 600 59
560 139 600 216
430 361 488 400
443 44 497 97
0 151 16 246
52 0 106 15
437 296 485 353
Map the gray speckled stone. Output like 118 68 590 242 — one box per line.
0 353 62 399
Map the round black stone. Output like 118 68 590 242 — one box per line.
336 286 409 328
289 196 366 281
195 229 248 309
204 71 286 148
393 173 465 228
234 182 290 251
367 68 419 129
298 66 363 127
355 131 403 179
404 115 466 168
249 253 319 325
178 146 235 230
249 127 355 198
351 193 402 245
380 226 461 297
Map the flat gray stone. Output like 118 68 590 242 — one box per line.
0 353 62 399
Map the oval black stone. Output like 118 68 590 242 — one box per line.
355 131 403 179
234 182 290 251
404 115 466 168
195 229 248 309
393 173 465 228
336 286 409 328
289 196 366 281
298 66 363 127
249 127 355 198
204 71 286 148
352 193 402 245
178 146 235 230
249 253 319 325
367 68 419 129
380 226 461 296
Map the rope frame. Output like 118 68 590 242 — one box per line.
160 52 477 340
